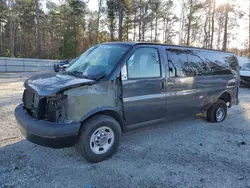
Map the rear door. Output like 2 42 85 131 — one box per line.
121 46 166 127
165 48 204 121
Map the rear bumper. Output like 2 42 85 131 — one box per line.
15 104 81 148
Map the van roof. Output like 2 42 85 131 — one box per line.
103 41 233 54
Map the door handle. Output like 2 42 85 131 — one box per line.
161 81 165 91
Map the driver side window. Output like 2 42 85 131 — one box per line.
127 48 161 79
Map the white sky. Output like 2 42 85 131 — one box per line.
88 0 98 11
45 0 249 49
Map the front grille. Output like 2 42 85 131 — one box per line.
23 89 34 109
22 89 47 120
32 97 47 119
241 76 250 82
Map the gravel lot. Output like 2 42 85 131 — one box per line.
1 73 250 188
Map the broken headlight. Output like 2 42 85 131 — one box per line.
46 94 67 123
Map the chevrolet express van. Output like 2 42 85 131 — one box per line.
15 42 240 163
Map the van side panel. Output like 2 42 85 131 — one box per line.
165 48 204 121
196 51 239 109
195 75 238 111
165 47 239 121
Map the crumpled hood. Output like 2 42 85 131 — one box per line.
24 72 95 96
240 70 250 77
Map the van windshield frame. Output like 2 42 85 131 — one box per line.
65 44 130 80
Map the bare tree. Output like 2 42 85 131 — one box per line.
179 0 185 45
8 4 14 57
96 0 103 44
138 0 142 41
141 1 150 41
249 2 250 55
222 3 230 51
35 0 41 58
107 0 117 41
203 10 209 48
186 0 192 45
133 1 137 41
153 1 160 41
162 0 178 44
210 0 215 48
118 0 123 41
216 11 224 50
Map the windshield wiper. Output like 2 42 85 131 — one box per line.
65 71 90 79
72 70 83 75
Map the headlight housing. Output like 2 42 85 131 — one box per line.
46 94 68 123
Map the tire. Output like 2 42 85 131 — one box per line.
76 115 121 163
207 99 227 123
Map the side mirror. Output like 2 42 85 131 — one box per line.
239 66 241 70
169 67 173 72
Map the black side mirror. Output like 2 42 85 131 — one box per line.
169 67 173 72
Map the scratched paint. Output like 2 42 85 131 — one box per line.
64 80 122 122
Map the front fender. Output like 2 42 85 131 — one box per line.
79 107 126 132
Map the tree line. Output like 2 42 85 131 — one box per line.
0 0 248 59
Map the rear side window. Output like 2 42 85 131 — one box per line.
127 48 161 79
167 49 236 77
186 52 205 76
166 49 190 77
188 51 212 76
199 52 232 75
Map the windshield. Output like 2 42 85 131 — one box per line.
66 44 129 80
241 63 250 71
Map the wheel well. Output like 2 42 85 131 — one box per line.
80 110 125 132
219 92 231 106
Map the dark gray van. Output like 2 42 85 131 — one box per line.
15 42 240 163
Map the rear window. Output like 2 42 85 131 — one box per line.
166 49 238 77
199 52 237 75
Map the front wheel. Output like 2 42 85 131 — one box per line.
76 115 121 163
207 99 227 123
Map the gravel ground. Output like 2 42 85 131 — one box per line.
1 73 250 188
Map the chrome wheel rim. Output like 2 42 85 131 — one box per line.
90 126 114 154
216 106 225 122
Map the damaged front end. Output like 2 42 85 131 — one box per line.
15 43 129 149
46 95 69 123
21 72 98 124
22 76 124 125
22 89 70 124
15 85 82 148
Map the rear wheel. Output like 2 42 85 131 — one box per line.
76 115 121 163
207 99 227 123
